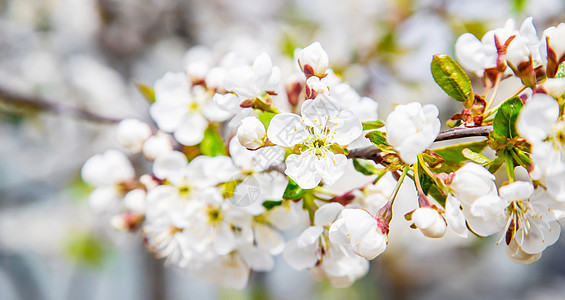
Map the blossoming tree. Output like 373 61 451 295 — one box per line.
82 19 565 289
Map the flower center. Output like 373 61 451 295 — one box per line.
207 206 223 225
178 185 191 199
548 120 565 150
188 101 200 113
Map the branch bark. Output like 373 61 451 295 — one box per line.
0 86 122 123
348 126 493 160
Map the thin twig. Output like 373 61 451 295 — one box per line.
348 126 493 159
0 86 122 123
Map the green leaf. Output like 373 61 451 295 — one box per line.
283 179 308 200
433 140 488 169
362 120 385 131
493 97 523 139
200 126 227 156
353 159 380 175
462 148 491 165
263 200 283 210
511 0 527 14
136 83 156 103
431 54 474 105
257 111 276 129
64 231 107 268
366 130 386 146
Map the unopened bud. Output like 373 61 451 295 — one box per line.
412 207 447 238
543 23 565 78
237 117 266 150
142 132 173 160
305 76 329 99
117 119 152 153
297 42 329 78
543 78 565 98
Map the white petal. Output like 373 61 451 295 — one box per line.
267 113 308 147
314 203 344 226
328 110 363 145
283 237 318 270
317 152 348 186
173 113 208 146
285 153 322 189
301 94 340 127
153 151 187 184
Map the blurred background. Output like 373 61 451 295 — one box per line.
1 0 565 299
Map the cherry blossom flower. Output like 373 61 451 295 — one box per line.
283 203 369 288
150 72 231 146
81 150 135 213
517 93 565 201
267 94 362 188
329 208 388 259
222 53 281 106
385 102 440 164
297 42 330 78
412 207 448 238
116 118 152 153
236 116 267 150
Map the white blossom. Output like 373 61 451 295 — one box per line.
517 93 565 201
267 94 362 188
81 150 135 213
297 42 329 78
412 207 448 238
329 208 388 260
236 116 267 150
223 53 281 104
385 102 440 164
116 118 152 153
150 72 230 146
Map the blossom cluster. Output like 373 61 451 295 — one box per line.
82 17 565 289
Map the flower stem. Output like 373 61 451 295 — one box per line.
504 151 516 183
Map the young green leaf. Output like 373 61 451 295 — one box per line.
200 126 227 156
283 179 308 200
263 200 283 210
462 148 491 165
431 55 474 106
433 140 488 169
492 96 523 139
366 130 387 147
136 83 156 103
353 159 380 175
362 120 385 131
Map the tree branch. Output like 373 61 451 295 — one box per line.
348 126 493 160
0 86 122 123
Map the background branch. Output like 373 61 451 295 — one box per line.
0 86 122 123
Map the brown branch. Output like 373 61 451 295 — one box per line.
348 126 493 160
0 86 122 123
434 125 492 142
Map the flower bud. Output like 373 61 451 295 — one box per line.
543 78 565 98
116 119 152 153
450 163 497 204
142 132 173 160
186 61 209 85
385 102 440 164
543 23 565 78
506 37 537 88
305 76 329 99
237 117 266 150
123 189 146 214
297 42 329 78
412 207 447 238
